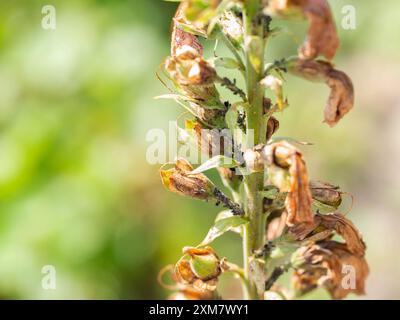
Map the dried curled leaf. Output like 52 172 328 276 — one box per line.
160 158 215 200
165 47 223 109
324 68 355 126
292 241 369 299
289 212 366 258
168 5 224 110
288 58 354 126
267 0 339 60
263 142 313 226
166 49 217 86
315 213 366 257
172 2 204 56
322 241 369 299
310 180 342 208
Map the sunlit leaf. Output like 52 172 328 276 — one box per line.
201 216 248 245
190 155 239 174
209 56 241 70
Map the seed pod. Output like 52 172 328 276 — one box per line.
174 246 222 292
160 158 215 200
262 142 313 226
184 246 222 281
309 180 342 208
166 50 217 86
168 5 223 110
288 58 354 127
165 52 222 109
266 0 339 60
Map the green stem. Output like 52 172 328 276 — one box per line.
241 0 267 300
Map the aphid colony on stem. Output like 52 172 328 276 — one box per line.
156 0 368 300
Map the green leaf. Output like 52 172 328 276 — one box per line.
175 20 208 38
201 216 248 245
209 56 242 70
154 94 196 103
191 155 239 174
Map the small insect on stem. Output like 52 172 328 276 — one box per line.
213 188 244 216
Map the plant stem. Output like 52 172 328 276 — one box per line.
242 0 267 300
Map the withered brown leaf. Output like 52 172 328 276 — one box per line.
267 0 339 60
289 212 366 257
188 120 233 158
263 142 314 226
299 0 340 60
160 158 215 200
309 180 342 208
316 213 366 257
171 2 204 57
293 240 369 299
289 59 354 127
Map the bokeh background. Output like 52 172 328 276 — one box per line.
0 0 399 299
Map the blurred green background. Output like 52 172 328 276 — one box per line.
0 0 399 299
